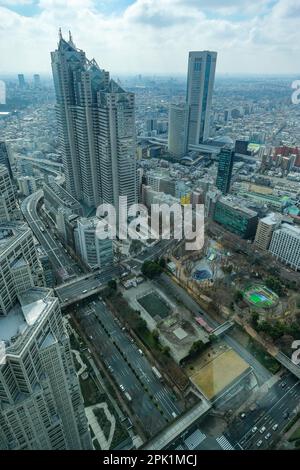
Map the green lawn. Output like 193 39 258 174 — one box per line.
249 340 281 374
289 426 300 442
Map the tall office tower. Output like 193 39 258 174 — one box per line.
0 142 12 177
0 287 92 449
186 51 217 144
168 103 189 158
215 148 234 194
51 31 137 211
146 118 157 133
0 164 18 223
18 74 25 89
33 74 41 88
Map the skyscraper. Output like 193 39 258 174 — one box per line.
18 74 25 89
0 142 12 177
216 148 234 194
0 164 18 223
168 103 189 158
51 31 137 211
0 287 92 449
33 74 41 88
186 51 217 144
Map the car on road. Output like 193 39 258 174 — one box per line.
256 440 263 447
260 426 266 434
272 424 278 431
119 384 125 392
252 426 258 433
265 433 271 440
82 289 88 294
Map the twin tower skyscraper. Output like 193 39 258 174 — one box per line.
51 31 137 212
52 33 217 208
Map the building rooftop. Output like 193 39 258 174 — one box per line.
0 287 54 346
260 213 281 226
0 223 30 257
280 223 300 238
218 196 258 218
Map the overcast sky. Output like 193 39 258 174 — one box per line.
0 0 299 76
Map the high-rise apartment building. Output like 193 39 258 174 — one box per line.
168 103 189 158
0 287 91 449
216 148 234 194
0 164 19 223
186 51 217 144
51 32 137 212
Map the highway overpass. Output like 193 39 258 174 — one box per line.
55 267 119 307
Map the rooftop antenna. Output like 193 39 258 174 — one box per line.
69 30 75 47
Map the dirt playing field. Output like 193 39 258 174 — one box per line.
188 349 250 399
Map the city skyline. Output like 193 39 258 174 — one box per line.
0 1 300 75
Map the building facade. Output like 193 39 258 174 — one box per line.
213 197 258 239
0 287 91 450
254 213 281 250
0 223 44 315
0 142 12 177
74 217 114 270
168 103 189 158
0 164 18 223
269 224 300 271
216 148 234 194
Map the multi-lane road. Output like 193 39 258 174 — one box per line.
76 298 181 438
21 191 82 279
55 267 120 304
225 373 300 449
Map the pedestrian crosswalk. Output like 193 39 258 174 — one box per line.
216 435 235 450
184 429 206 450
